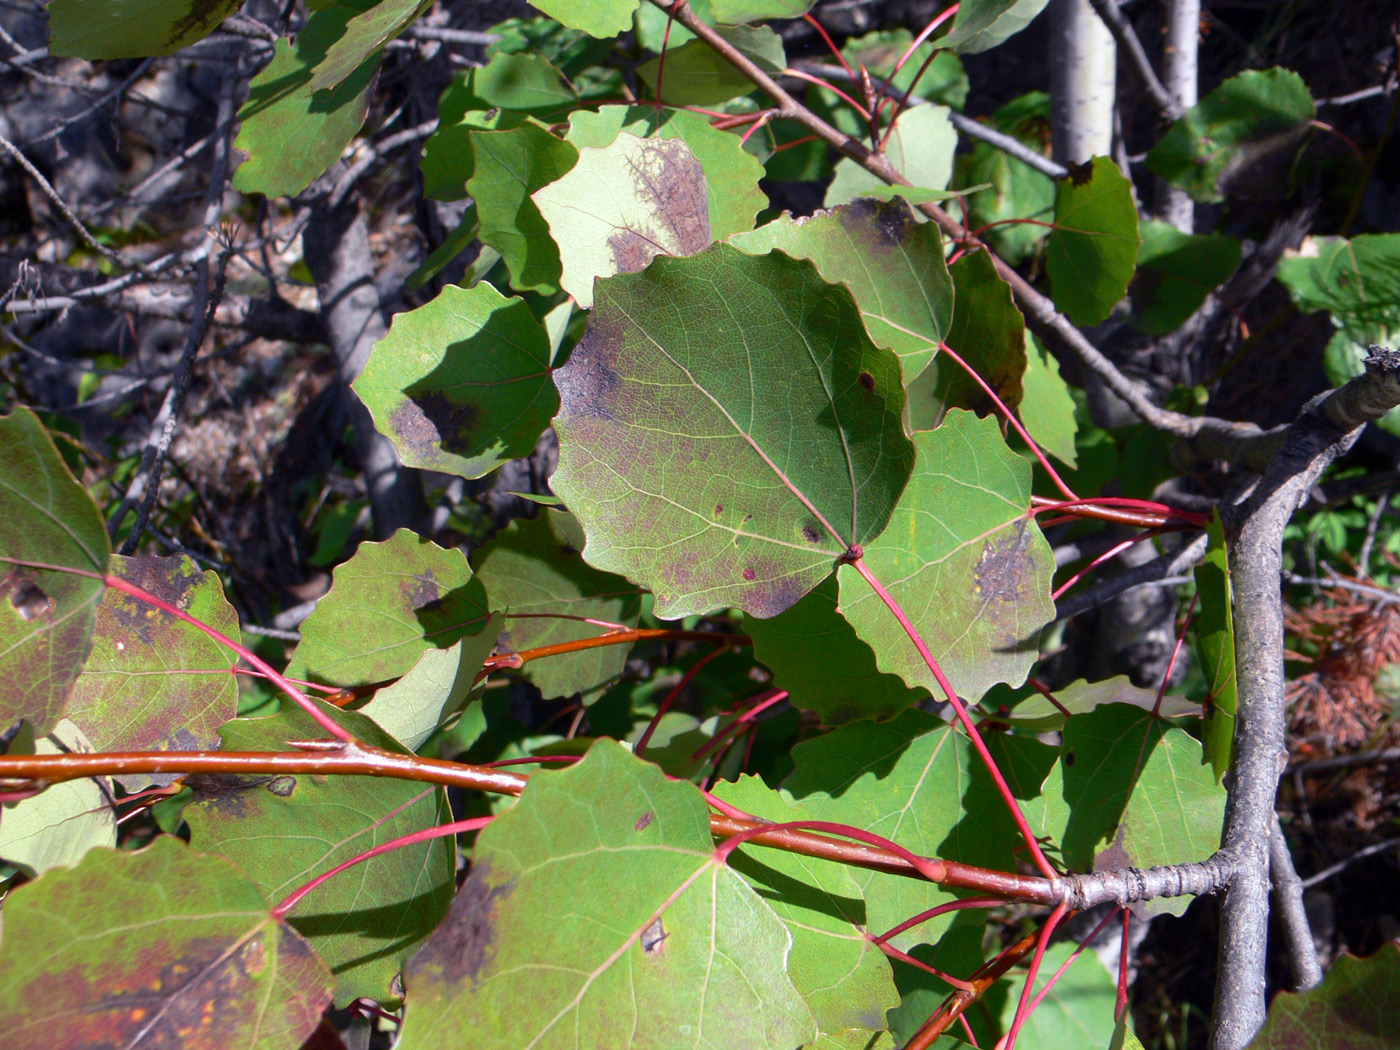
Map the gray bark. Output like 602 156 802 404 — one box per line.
302 200 426 537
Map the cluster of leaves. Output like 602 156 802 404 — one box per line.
3 1 1399 1048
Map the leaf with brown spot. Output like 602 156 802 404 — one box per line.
398 740 815 1050
0 406 110 736
534 133 713 309
732 196 953 381
837 411 1054 700
566 105 766 240
186 701 455 1004
66 554 241 790
0 835 333 1050
286 530 490 689
355 282 559 480
550 244 914 620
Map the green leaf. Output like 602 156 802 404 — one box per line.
566 105 766 241
473 510 644 701
0 836 333 1050
1037 704 1226 916
355 282 559 479
0 406 110 736
185 702 455 1004
397 740 817 1049
286 529 491 689
906 249 1027 432
710 0 814 23
529 0 637 38
231 5 383 198
959 91 1055 265
308 0 431 92
942 0 1052 54
0 728 115 877
473 51 578 115
534 134 713 309
1020 331 1078 468
1046 157 1141 327
837 411 1055 700
46 0 241 58
826 104 956 208
420 99 525 202
637 26 786 107
1112 1012 1149 1050
714 775 900 1046
995 675 1199 734
1131 221 1242 335
996 940 1120 1049
783 710 1010 950
1276 234 1400 333
550 244 915 620
746 575 927 725
355 616 503 751
468 123 579 293
1146 68 1315 203
65 554 239 790
1195 513 1237 782
732 196 954 381
1245 942 1400 1050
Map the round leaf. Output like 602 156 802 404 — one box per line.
550 244 915 620
838 411 1054 700
286 529 491 689
534 134 713 308
566 105 766 240
397 740 816 1049
1046 156 1141 328
355 283 559 479
1146 68 1315 204
185 701 456 1004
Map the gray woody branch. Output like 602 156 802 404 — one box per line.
1211 346 1400 1050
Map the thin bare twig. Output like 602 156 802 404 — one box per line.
24 58 154 148
0 132 133 272
109 65 241 551
1300 837 1400 889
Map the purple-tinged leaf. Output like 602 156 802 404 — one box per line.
0 836 333 1050
65 553 240 790
0 406 109 736
397 739 816 1049
550 244 914 620
1246 943 1400 1050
